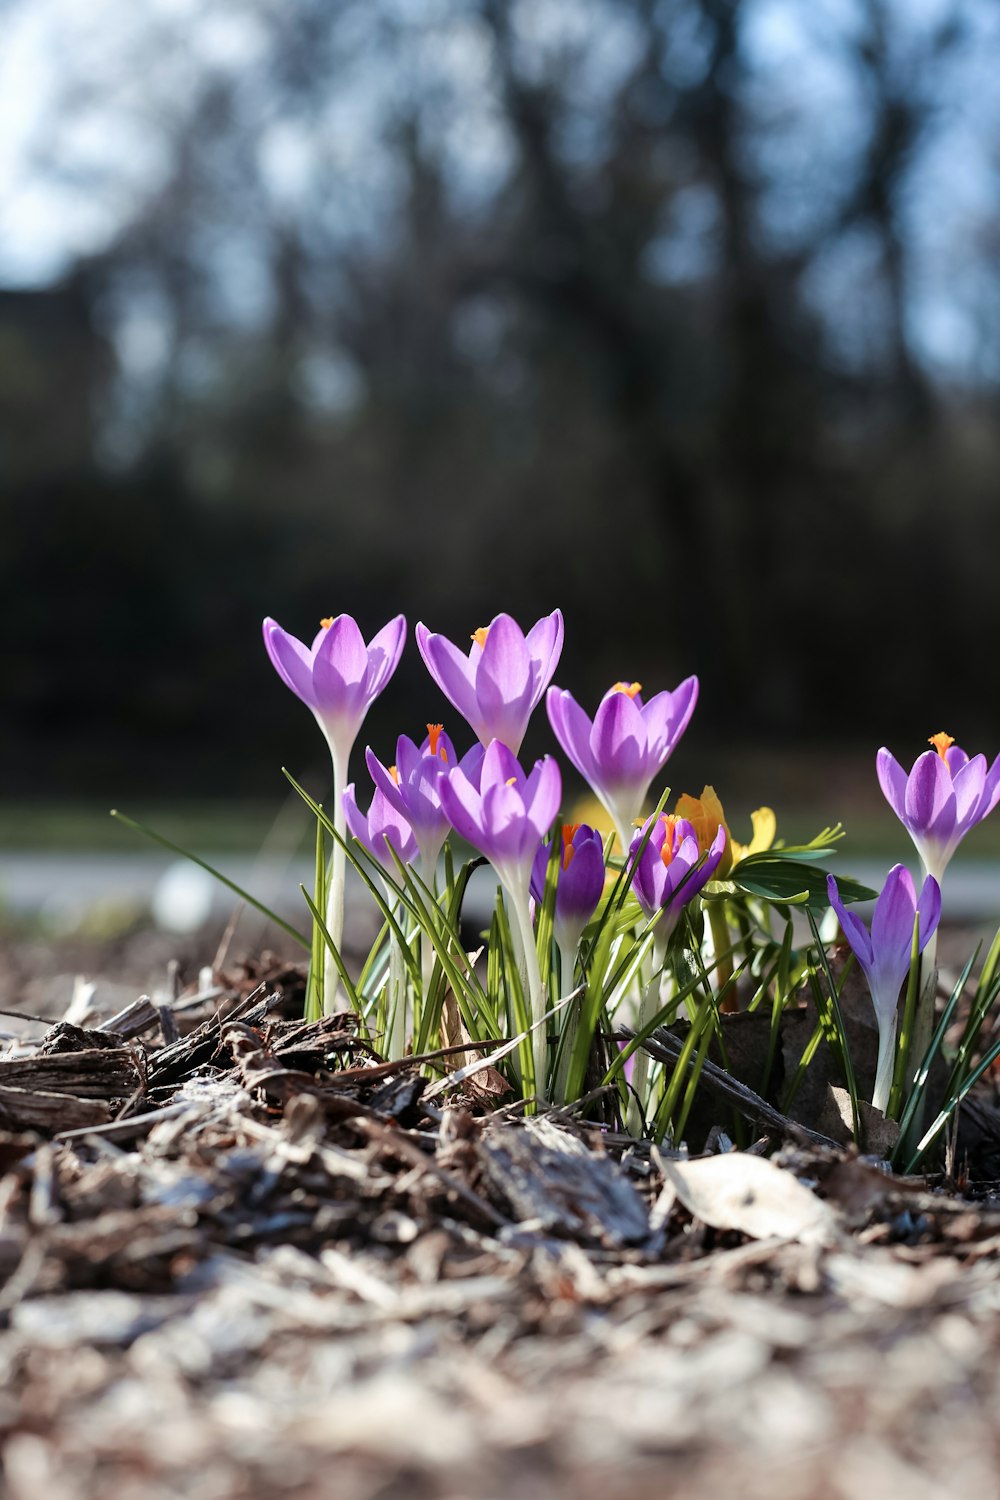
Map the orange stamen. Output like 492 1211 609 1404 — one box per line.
426 723 447 762
929 731 955 761
471 627 489 650
320 617 334 629
505 776 518 787
612 681 642 699
659 814 679 869
561 824 581 870
389 765 401 785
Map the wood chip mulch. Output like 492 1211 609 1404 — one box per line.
1 970 1000 1500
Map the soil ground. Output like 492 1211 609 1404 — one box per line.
1 923 1000 1500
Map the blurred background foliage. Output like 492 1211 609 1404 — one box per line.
2 0 999 812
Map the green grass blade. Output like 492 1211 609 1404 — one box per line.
807 908 861 1142
110 808 310 948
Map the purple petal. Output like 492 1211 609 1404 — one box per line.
590 691 648 788
546 688 599 786
364 615 406 697
975 754 1000 822
642 676 699 760
827 874 873 969
916 875 942 951
438 769 486 851
474 614 532 748
262 619 318 710
480 738 522 794
393 735 423 784
365 747 408 820
905 751 958 848
313 616 369 718
481 780 529 859
525 755 562 839
870 864 917 964
342 784 368 846
415 623 480 728
316 615 367 685
876 749 908 823
524 609 565 706
951 755 986 832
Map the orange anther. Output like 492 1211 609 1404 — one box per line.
561 824 581 870
389 765 401 785
929 731 955 761
471 627 490 650
426 723 447 761
611 681 642 698
659 814 679 869
320 617 334 629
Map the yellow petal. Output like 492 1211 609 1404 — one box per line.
675 786 732 877
731 806 777 864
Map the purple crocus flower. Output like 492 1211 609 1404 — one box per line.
828 866 941 1113
343 784 419 877
546 677 698 849
262 611 406 1013
439 739 562 900
440 740 562 1094
530 823 606 959
629 813 727 943
365 724 465 875
415 610 564 753
877 733 1000 884
263 613 406 773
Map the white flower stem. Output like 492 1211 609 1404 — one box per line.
509 885 548 1104
383 886 408 1061
553 937 580 1105
324 746 349 1014
418 851 437 1035
872 1013 898 1115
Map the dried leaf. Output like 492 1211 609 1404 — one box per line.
661 1151 839 1245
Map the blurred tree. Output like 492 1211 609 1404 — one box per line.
2 0 1000 796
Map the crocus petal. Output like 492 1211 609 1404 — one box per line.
525 609 564 705
916 875 942 950
262 620 319 710
642 676 699 759
904 752 956 841
980 756 1000 821
524 754 562 839
479 738 522 794
365 747 408 819
546 688 600 787
876 749 908 824
590 690 648 790
870 864 917 968
342 785 368 846
415 624 480 728
475 614 532 748
950 754 986 830
315 614 368 687
827 874 874 970
364 614 407 696
437 769 488 851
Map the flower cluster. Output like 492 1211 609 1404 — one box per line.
261 602 998 1134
